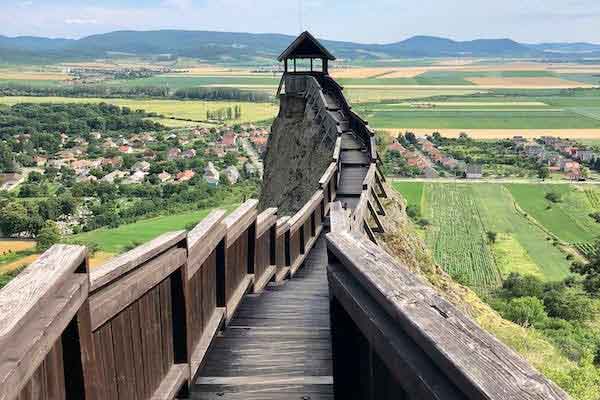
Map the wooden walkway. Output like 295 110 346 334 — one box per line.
191 79 369 400
191 236 333 399
336 132 369 210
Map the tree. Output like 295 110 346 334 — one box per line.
486 231 497 244
0 143 16 172
537 166 550 180
406 204 419 219
57 195 77 215
502 273 545 299
542 288 595 322
0 202 29 236
417 218 430 227
26 171 44 183
223 152 239 167
502 296 548 326
571 244 600 296
581 167 590 179
545 191 562 203
458 132 471 142
36 220 61 251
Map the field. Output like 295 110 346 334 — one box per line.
71 209 216 254
397 180 423 214
0 240 35 253
0 70 71 81
145 117 214 128
383 128 600 140
363 87 600 136
357 103 600 130
465 76 593 88
422 183 501 289
0 96 278 124
0 240 37 274
0 208 231 277
506 184 600 243
344 88 483 103
394 182 576 289
1 60 598 134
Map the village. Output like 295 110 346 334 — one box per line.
1 124 269 190
0 115 270 238
384 131 600 181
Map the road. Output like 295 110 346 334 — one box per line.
240 138 264 180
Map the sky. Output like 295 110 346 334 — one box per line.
1 0 600 43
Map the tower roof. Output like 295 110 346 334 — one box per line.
278 31 336 62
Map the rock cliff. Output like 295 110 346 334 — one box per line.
259 95 335 215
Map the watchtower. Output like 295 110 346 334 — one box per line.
277 31 336 96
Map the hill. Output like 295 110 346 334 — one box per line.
0 30 599 63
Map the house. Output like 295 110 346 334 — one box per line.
542 136 559 146
244 162 257 177
47 159 68 169
558 145 577 157
223 166 240 185
428 148 444 163
34 156 47 167
423 167 439 179
250 136 268 154
221 133 238 149
176 170 196 182
78 175 97 183
560 160 581 172
206 145 226 158
191 128 209 137
143 149 156 160
465 164 483 179
512 136 527 149
73 137 88 146
387 142 405 153
546 154 563 170
567 171 583 181
166 148 182 160
101 170 128 183
125 170 147 184
182 149 197 159
71 160 93 175
130 133 153 148
576 149 595 162
157 171 173 183
118 144 133 154
525 144 544 157
102 138 117 149
57 150 76 160
132 161 151 172
102 157 123 168
441 157 459 170
204 162 220 187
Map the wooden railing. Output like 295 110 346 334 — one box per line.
321 75 374 150
0 245 95 400
327 203 570 399
0 122 340 399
